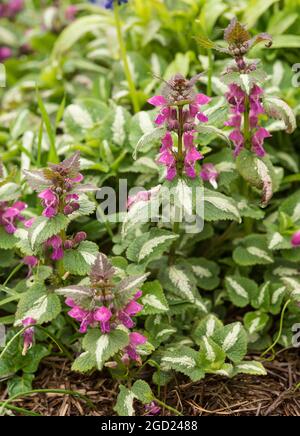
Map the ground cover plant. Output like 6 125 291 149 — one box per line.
0 0 300 416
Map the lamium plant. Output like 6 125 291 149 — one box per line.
0 5 299 417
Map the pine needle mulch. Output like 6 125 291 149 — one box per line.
1 349 299 416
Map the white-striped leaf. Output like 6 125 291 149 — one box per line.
141 281 169 315
234 361 267 376
263 96 296 134
213 322 248 363
225 276 258 308
63 241 99 276
29 214 69 250
204 188 241 222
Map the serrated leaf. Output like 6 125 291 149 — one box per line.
204 188 241 222
196 124 231 146
141 281 169 315
71 351 95 373
244 311 270 335
234 361 267 376
63 241 99 276
131 380 154 404
193 314 224 344
161 346 204 381
0 183 20 202
15 285 61 325
126 229 178 265
281 277 300 302
114 385 136 417
29 215 69 249
213 322 247 363
0 227 18 250
167 265 196 303
188 258 220 290
263 96 296 134
225 276 258 308
133 127 166 159
199 336 226 370
233 235 274 266
82 328 129 371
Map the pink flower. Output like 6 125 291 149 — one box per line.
65 5 77 21
66 298 112 334
46 235 64 261
145 401 161 416
22 317 36 356
118 292 143 329
38 189 59 218
23 256 38 277
122 332 147 363
157 132 177 180
183 131 203 179
127 186 161 210
251 127 271 157
229 129 245 157
0 201 27 234
291 231 300 247
201 163 219 189
94 306 112 333
0 47 12 62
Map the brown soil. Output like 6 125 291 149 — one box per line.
1 349 299 416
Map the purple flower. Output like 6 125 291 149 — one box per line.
200 163 219 189
251 127 271 157
94 306 112 333
291 231 300 247
22 317 36 356
118 292 143 328
65 5 77 21
145 402 161 416
46 235 64 261
0 47 12 62
23 256 38 277
148 76 211 181
0 0 23 18
66 298 112 334
38 189 59 218
127 186 161 210
225 83 271 157
122 332 147 364
0 201 27 234
183 131 203 179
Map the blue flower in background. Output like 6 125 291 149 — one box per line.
89 0 128 9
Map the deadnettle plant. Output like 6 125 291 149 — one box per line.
24 152 95 261
148 74 211 180
57 253 148 365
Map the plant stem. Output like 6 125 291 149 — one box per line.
260 299 291 361
154 398 182 416
114 1 140 113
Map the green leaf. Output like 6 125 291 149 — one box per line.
270 284 287 315
114 385 136 417
0 227 18 250
72 351 96 373
225 276 258 308
126 229 178 265
52 14 112 59
244 311 270 335
198 336 226 370
251 282 271 311
164 264 197 304
263 95 296 134
15 285 61 325
63 241 99 276
233 234 274 266
188 258 220 290
204 188 241 222
131 380 154 404
234 361 267 376
29 215 69 250
0 182 20 202
281 277 300 303
213 322 248 363
82 328 129 371
133 126 166 160
161 346 205 381
193 314 224 344
7 374 35 397
141 281 169 315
